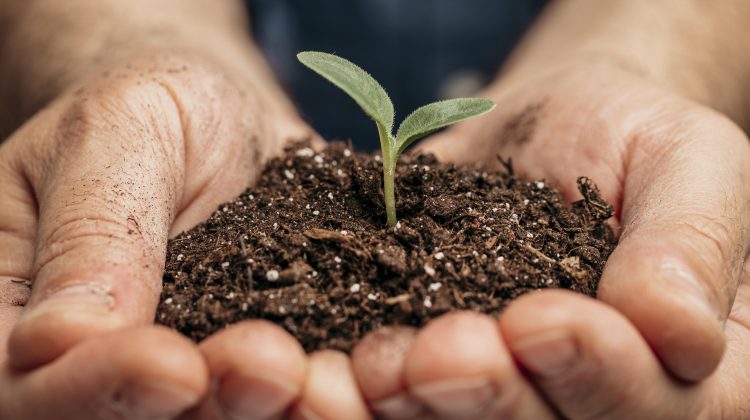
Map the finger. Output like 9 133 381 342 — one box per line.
404 311 556 419
501 290 703 419
193 320 307 420
0 149 36 347
351 326 426 419
1 326 208 420
290 350 371 420
6 79 192 370
598 111 750 381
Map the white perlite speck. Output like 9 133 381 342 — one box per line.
313 155 324 164
334 256 342 263
434 251 445 260
312 210 320 216
367 293 378 301
343 149 352 157
350 283 361 293
423 297 433 308
283 169 294 180
428 282 442 292
265 270 279 282
327 192 334 200
536 181 545 189
221 262 230 269
423 263 436 276
296 147 314 157
176 254 184 261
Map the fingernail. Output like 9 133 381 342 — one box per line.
120 382 198 419
218 374 299 420
659 259 720 321
512 331 578 378
23 283 115 320
372 393 425 419
412 377 494 417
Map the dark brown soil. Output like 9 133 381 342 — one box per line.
156 142 616 352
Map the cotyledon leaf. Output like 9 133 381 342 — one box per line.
297 51 395 134
395 98 495 154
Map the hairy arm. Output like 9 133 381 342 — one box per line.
500 0 750 129
0 0 302 138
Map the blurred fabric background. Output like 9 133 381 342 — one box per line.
248 0 548 150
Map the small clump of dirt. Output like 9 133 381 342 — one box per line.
156 142 616 352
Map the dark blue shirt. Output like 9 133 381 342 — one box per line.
248 1 548 150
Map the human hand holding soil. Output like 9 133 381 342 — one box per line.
0 51 330 419
392 0 750 416
415 58 750 418
0 1 334 418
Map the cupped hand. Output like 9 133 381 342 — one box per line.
344 62 750 418
0 52 328 419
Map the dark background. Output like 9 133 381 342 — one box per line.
248 0 548 150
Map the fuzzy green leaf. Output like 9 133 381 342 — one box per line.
395 98 495 154
297 51 394 133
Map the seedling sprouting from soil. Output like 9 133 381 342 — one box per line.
297 51 495 226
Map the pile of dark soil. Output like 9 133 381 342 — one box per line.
156 142 616 352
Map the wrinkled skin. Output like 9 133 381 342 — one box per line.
0 54 324 419
404 62 750 419
2 54 750 420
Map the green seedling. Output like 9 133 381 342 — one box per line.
297 51 495 226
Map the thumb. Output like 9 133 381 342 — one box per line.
598 112 750 382
8 74 192 371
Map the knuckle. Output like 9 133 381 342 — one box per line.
34 211 141 278
53 53 256 178
678 213 742 282
56 53 233 152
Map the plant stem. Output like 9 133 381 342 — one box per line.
383 157 397 226
377 124 397 226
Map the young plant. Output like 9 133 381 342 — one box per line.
297 51 495 227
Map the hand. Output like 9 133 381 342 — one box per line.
344 62 750 418
0 52 331 419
